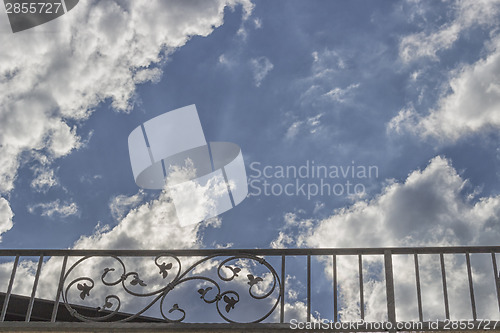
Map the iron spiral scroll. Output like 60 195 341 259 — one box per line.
61 253 281 323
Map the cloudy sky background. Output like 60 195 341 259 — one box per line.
1 0 500 323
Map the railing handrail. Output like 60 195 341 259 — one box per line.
0 245 499 257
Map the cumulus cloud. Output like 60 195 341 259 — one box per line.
393 1 500 143
0 197 14 242
389 36 500 142
250 56 274 87
0 0 254 239
399 0 500 62
279 156 500 248
272 156 500 321
75 192 199 250
77 159 230 249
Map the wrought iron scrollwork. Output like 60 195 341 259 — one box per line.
61 253 281 323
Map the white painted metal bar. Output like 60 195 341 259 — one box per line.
414 253 423 322
465 253 476 320
384 250 396 324
0 256 19 321
440 253 450 320
25 255 44 322
51 255 68 322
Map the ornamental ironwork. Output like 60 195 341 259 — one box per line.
61 253 281 323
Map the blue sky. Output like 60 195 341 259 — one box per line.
1 0 500 322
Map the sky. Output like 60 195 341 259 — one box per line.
1 0 500 324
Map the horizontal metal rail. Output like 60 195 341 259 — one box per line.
0 246 499 257
0 246 498 331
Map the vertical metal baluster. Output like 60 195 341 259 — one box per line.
492 252 500 313
51 255 68 322
359 254 364 320
25 255 44 322
1 256 19 321
465 253 477 320
280 255 285 324
440 253 450 320
384 250 396 324
307 255 311 322
414 253 423 322
333 254 337 322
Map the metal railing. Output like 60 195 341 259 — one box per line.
0 247 499 331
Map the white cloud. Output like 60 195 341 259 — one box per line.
312 201 325 214
74 192 199 250
218 54 231 66
271 212 313 249
253 18 262 29
284 114 323 140
228 0 254 21
295 50 355 110
30 167 59 193
231 0 255 40
250 56 274 87
310 49 346 74
323 83 359 103
272 156 500 320
390 36 500 142
28 199 79 218
77 160 227 249
288 156 500 248
0 197 13 242
400 22 461 63
285 121 303 140
399 0 500 62
79 174 103 184
109 190 145 221
47 122 81 158
133 67 163 84
0 0 254 238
